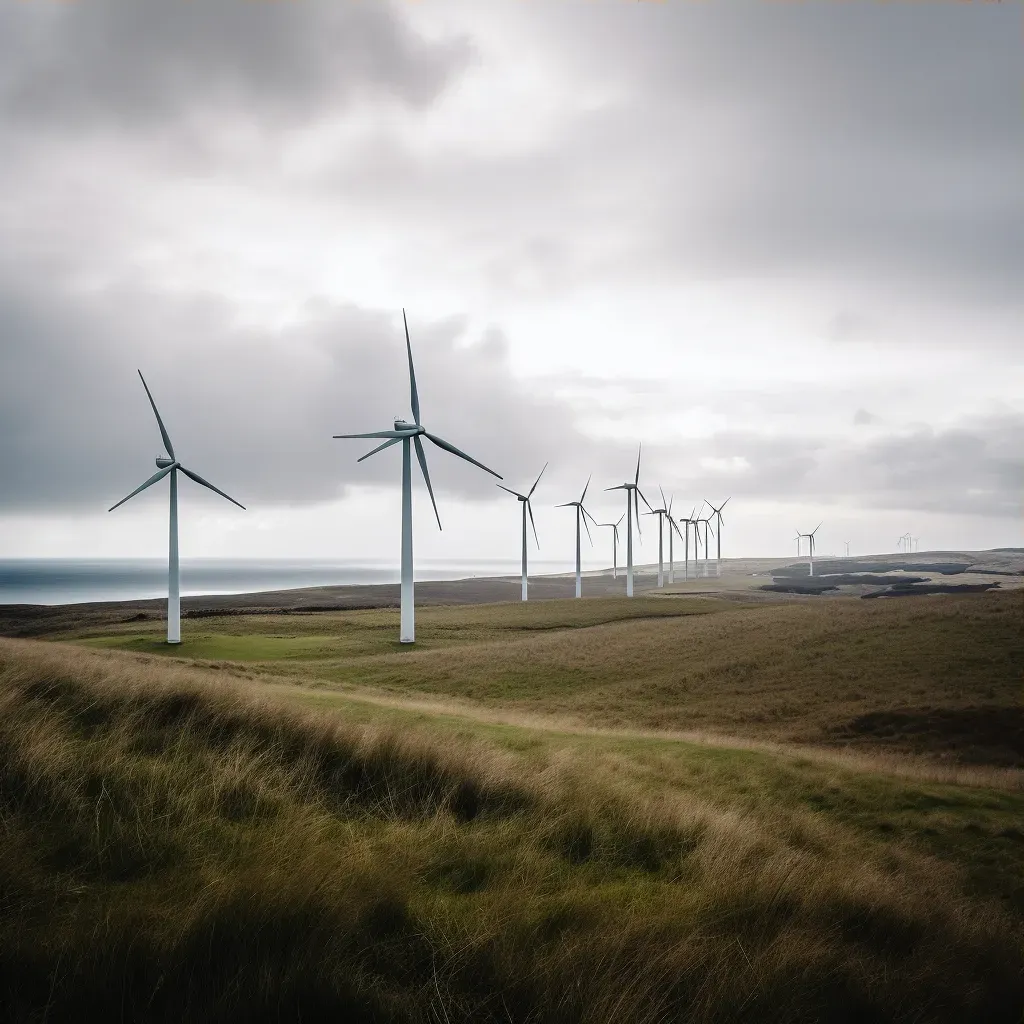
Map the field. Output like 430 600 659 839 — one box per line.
1 581 1022 1021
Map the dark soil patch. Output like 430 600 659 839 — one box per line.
828 706 1024 767
862 583 1000 599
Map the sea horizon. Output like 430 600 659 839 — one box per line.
0 557 580 607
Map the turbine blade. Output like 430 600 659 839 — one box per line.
137 371 175 460
671 517 684 540
721 496 731 511
659 484 667 511
334 430 407 440
555 502 576 508
605 485 628 492
358 436 403 462
527 461 548 499
634 443 642 486
634 491 642 537
582 509 593 546
580 473 592 504
527 500 539 549
108 464 175 512
637 487 654 513
179 467 246 509
414 435 441 530
404 309 420 425
582 505 600 528
497 484 527 499
616 514 624 526
424 431 502 479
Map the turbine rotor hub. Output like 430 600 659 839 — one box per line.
155 457 175 469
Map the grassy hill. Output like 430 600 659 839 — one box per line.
1 590 1022 1021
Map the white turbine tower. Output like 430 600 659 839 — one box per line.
798 522 822 576
706 497 731 571
844 540 851 557
642 486 672 588
334 309 502 643
597 514 624 579
109 371 245 645
497 463 547 601
605 445 652 598
665 495 685 584
557 476 599 598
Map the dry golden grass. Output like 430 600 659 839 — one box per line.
1 637 1022 1022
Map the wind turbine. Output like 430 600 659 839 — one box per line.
706 497 731 569
642 486 671 587
497 463 547 601
334 309 502 643
794 531 802 558
694 504 715 577
665 495 685 584
557 476 599 598
798 522 822 576
109 371 245 644
844 540 851 557
605 444 652 597
597 514 625 579
681 506 697 581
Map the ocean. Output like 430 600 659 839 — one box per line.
0 558 571 606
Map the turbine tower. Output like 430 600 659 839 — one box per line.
642 486 671 588
694 504 715 577
798 522 822 576
706 497 731 570
557 476 599 598
109 371 245 644
605 444 652 597
665 495 685 584
597 514 624 579
334 309 502 643
844 540 850 557
497 463 547 601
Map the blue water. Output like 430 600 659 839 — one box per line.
0 558 571 606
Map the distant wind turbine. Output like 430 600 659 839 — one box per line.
706 497 731 568
605 444 653 597
665 495 685 584
794 531 802 558
109 371 245 645
642 486 672 587
798 522 822 576
334 309 502 643
844 540 851 557
694 504 715 577
497 463 547 601
597 514 625 579
557 476 599 598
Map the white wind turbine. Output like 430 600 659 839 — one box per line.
597 514 625 579
694 504 715 577
497 463 547 601
557 476 599 598
706 497 731 571
605 445 652 597
334 309 502 643
109 371 245 644
798 522 822 576
844 540 851 557
642 486 675 588
665 494 685 584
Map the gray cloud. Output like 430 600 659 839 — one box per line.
0 0 471 133
853 409 877 426
0 268 598 514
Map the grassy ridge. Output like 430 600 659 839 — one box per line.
1 638 1023 1022
75 591 1023 763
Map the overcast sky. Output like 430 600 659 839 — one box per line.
1 0 1020 569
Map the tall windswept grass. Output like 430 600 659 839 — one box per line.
1 638 1021 1022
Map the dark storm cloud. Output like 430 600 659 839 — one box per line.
0 269 600 513
0 0 471 131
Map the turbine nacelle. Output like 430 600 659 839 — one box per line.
393 419 422 433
